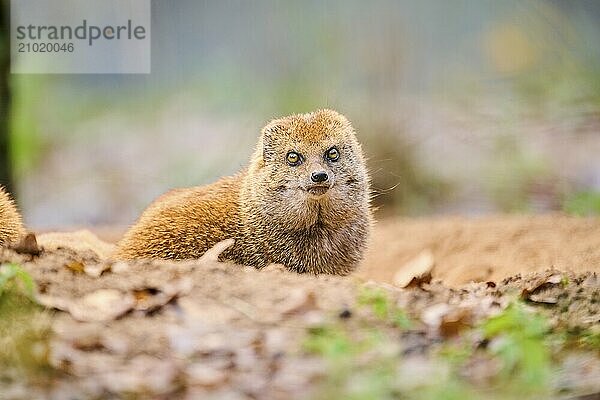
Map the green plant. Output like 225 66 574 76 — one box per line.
481 302 552 392
569 327 600 351
563 191 600 216
0 263 36 299
303 325 357 359
485 134 555 212
357 286 411 329
0 264 52 381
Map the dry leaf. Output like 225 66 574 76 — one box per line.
42 289 136 322
84 263 111 278
421 303 450 328
278 289 318 316
439 308 473 337
10 232 42 256
582 273 598 288
66 261 85 274
393 250 435 288
131 278 193 313
132 288 171 312
528 294 558 304
37 294 72 312
521 271 563 301
523 272 561 292
421 303 473 337
111 262 130 274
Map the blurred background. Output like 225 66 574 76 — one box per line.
1 0 600 229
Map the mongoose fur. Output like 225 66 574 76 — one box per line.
0 187 25 246
115 109 372 275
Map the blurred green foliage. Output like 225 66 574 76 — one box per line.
0 264 52 380
0 263 35 299
563 191 600 216
305 297 597 399
303 325 357 359
10 76 45 178
7 0 600 221
485 135 556 212
360 120 452 215
357 286 412 329
481 302 552 392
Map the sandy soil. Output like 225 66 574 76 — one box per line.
1 214 599 399
43 214 600 286
362 214 600 286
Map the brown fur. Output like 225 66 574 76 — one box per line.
115 109 373 275
0 187 25 246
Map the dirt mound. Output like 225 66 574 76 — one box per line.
362 214 600 286
2 215 599 398
57 214 600 287
1 237 599 399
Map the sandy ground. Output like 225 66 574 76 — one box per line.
55 214 600 286
362 214 600 286
1 214 599 399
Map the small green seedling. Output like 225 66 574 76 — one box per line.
357 286 411 329
303 325 356 358
0 263 36 300
481 302 552 392
563 191 600 216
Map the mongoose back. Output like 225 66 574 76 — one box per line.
0 187 25 246
116 109 372 275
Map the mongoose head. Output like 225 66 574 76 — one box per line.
246 109 370 230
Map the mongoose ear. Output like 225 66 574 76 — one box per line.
261 122 286 161
262 122 286 141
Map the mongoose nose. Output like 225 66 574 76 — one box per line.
311 171 329 183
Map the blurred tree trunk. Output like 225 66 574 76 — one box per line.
0 0 12 193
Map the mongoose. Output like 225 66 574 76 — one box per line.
0 186 25 246
116 109 372 275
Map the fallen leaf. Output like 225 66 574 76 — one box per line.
393 250 435 288
40 289 135 322
133 277 193 313
421 303 450 328
10 233 42 256
521 271 563 302
84 263 111 278
439 308 473 337
528 293 558 304
66 261 85 274
523 271 561 292
278 288 318 316
111 262 130 274
133 288 171 312
37 294 72 312
582 273 598 288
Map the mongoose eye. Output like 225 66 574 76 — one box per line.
286 151 302 166
325 147 340 162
